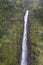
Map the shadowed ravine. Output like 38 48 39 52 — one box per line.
20 10 29 65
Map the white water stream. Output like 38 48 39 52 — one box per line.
21 10 29 65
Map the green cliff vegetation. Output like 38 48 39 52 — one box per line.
30 0 43 65
0 0 43 65
0 0 23 65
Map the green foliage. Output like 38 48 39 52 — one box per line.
0 0 23 65
33 8 43 25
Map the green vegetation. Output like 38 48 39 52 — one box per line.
30 0 43 65
0 0 23 65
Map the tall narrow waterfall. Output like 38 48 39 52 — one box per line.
21 10 29 65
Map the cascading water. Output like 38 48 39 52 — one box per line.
21 10 29 65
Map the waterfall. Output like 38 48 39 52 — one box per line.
21 10 29 65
